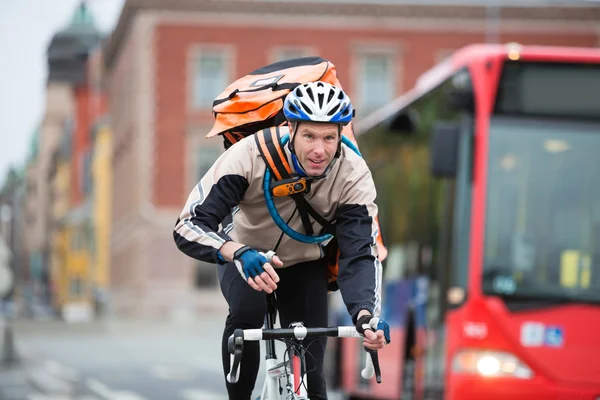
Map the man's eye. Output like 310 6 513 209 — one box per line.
325 136 335 141
305 134 313 139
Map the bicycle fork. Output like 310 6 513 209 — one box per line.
262 293 308 400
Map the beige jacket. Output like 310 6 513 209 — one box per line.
174 126 382 318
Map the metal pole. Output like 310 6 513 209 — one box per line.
1 318 19 366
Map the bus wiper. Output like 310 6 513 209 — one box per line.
482 266 600 311
498 292 600 312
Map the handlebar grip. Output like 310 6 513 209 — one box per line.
360 349 382 383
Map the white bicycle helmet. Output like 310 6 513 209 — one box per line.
283 82 353 125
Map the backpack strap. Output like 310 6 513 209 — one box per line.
291 194 334 236
255 127 293 181
254 127 334 237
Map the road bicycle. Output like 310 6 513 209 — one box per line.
227 291 382 399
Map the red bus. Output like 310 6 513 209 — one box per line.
333 43 600 400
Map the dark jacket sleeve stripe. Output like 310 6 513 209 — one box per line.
174 174 249 263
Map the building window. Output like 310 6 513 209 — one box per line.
271 47 316 63
191 50 230 109
356 52 395 116
76 149 93 197
83 150 93 196
78 153 86 195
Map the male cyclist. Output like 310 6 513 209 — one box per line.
174 82 390 400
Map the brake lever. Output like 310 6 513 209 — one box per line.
227 329 244 383
368 349 382 383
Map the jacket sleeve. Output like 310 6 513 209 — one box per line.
334 161 383 323
173 138 254 264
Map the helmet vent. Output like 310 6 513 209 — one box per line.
292 103 302 115
327 104 340 116
306 87 315 102
318 93 324 109
300 101 313 115
327 89 335 103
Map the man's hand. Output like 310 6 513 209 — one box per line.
355 311 391 351
227 245 282 293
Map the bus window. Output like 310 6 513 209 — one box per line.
483 117 600 304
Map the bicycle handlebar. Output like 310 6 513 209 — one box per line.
226 325 382 384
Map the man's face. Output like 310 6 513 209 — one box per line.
293 122 339 177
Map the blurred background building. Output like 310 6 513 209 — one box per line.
1 0 600 320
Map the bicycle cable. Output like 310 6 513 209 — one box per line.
279 338 318 395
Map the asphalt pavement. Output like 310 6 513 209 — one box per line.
0 314 349 400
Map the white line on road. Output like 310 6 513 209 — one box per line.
149 365 196 381
28 368 73 396
180 389 228 400
86 377 147 400
45 360 80 382
85 379 113 399
28 396 98 400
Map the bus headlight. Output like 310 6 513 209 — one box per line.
452 350 533 379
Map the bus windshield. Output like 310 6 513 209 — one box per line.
483 117 600 305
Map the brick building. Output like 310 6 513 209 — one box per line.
102 0 600 317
